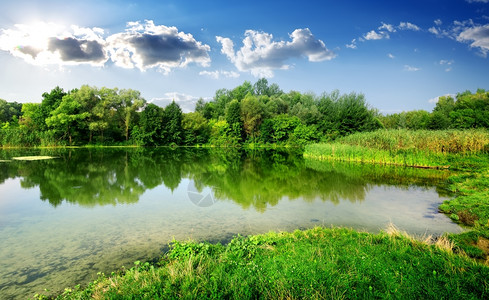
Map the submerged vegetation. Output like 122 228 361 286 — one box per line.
37 227 489 299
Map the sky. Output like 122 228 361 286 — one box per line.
0 0 488 113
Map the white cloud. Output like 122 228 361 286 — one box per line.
404 65 421 72
439 59 454 71
434 19 443 26
439 59 454 65
199 70 240 79
362 21 420 42
398 22 421 31
457 24 489 57
364 30 388 40
379 22 396 33
0 22 107 66
428 27 440 35
150 92 211 113
216 28 336 77
346 38 357 49
106 20 210 73
388 53 395 59
466 0 489 3
0 20 211 73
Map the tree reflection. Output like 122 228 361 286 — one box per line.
0 147 450 209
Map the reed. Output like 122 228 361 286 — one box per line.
304 129 489 169
337 129 489 154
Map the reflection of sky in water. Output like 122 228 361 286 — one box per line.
0 149 461 299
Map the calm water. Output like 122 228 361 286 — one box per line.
0 148 461 299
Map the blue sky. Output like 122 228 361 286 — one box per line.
0 0 488 113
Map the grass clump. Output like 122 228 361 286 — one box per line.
37 227 489 299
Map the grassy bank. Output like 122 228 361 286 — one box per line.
304 129 489 169
304 129 489 262
37 227 489 299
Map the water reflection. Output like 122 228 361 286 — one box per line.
0 147 458 299
0 147 450 210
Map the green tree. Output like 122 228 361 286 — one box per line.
428 111 450 130
163 101 183 145
182 112 209 145
225 99 243 140
260 115 301 144
208 119 239 146
241 94 264 141
40 86 67 131
19 103 43 131
137 103 164 145
90 87 120 143
46 94 90 145
335 92 380 135
118 89 146 141
0 99 22 123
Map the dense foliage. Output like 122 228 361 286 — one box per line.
380 89 489 130
0 79 383 147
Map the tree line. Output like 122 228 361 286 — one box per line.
0 79 487 147
379 89 489 130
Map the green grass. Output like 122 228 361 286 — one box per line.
304 129 489 263
36 227 489 300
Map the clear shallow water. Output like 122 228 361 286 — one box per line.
0 148 461 299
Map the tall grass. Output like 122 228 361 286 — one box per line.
338 129 489 154
304 129 489 169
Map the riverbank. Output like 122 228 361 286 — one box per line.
29 130 489 298
304 129 489 262
36 226 489 299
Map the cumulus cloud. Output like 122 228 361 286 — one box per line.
0 22 107 66
199 70 240 79
150 92 210 113
457 24 489 57
107 20 210 73
0 20 211 72
48 37 105 62
388 53 395 59
404 65 421 72
216 28 336 77
434 19 443 26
